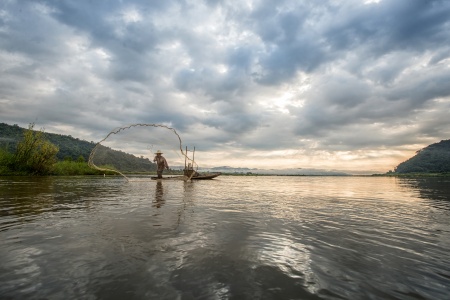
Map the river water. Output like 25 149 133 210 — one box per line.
1 175 449 300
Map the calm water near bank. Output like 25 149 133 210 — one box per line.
1 175 449 299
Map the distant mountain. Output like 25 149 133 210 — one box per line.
0 123 156 172
395 139 450 173
195 166 349 176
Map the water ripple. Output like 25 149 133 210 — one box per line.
1 176 450 299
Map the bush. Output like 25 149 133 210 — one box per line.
10 123 59 175
0 148 14 175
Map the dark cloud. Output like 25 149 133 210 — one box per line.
1 0 450 172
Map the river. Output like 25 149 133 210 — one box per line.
1 175 449 299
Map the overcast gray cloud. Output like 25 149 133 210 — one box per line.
1 0 450 173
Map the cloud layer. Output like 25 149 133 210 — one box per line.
1 0 450 173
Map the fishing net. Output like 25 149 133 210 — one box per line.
88 124 197 181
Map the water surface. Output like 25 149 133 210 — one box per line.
1 176 449 299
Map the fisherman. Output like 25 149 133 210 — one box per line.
153 150 169 179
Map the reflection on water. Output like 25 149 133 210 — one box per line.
153 181 165 209
1 176 450 299
400 177 450 209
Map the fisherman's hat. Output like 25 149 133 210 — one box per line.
156 150 163 154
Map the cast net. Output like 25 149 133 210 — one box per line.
88 124 198 181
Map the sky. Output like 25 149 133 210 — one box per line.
1 0 450 174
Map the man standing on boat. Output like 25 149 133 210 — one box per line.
153 150 169 179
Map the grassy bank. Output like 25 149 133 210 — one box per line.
51 161 118 176
0 158 180 176
0 149 117 176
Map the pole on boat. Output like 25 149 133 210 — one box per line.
193 147 195 165
185 146 187 170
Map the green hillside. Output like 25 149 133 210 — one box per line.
0 123 95 161
92 145 156 172
0 123 25 153
394 140 450 173
0 123 156 172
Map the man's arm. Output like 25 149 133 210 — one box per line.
164 158 169 169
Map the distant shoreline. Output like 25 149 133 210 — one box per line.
2 170 450 177
371 173 450 177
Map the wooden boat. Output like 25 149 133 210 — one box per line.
183 146 221 180
151 147 222 180
150 172 221 180
150 175 186 180
183 167 221 180
190 172 221 180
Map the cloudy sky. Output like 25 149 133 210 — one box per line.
1 0 450 173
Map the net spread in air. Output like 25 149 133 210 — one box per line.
88 124 198 181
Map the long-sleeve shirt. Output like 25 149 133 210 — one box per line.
153 155 169 171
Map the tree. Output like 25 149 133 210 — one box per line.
11 123 59 175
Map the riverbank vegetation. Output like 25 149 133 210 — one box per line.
0 124 115 176
52 160 117 176
1 122 157 176
0 122 95 161
1 122 158 171
1 124 58 175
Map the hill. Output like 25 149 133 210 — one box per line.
394 139 450 173
91 145 156 172
0 123 156 172
0 123 95 160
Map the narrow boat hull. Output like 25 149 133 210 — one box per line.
150 172 222 180
190 172 222 180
